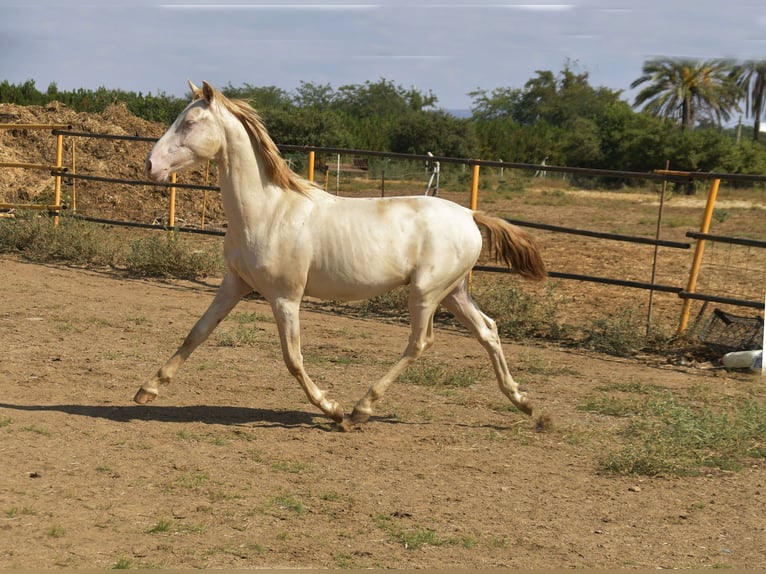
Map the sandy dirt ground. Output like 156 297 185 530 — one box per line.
1 257 764 570
2 99 766 570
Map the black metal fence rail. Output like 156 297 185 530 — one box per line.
70 213 226 236
506 218 691 250
686 231 766 249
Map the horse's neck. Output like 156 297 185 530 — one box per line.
217 122 285 230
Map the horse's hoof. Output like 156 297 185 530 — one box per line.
350 408 371 425
518 400 533 416
330 403 345 424
336 417 354 432
133 388 158 404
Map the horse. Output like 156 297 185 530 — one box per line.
134 81 547 429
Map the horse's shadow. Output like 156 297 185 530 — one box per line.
0 402 322 429
0 402 403 430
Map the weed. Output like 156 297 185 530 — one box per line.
271 460 309 474
125 232 224 279
146 518 173 534
600 394 766 476
472 277 567 340
216 320 261 347
582 310 670 357
0 417 11 428
0 212 118 266
713 208 730 224
46 525 66 538
577 395 645 417
358 286 409 317
22 424 50 436
334 553 357 568
374 513 466 550
175 472 210 490
231 311 273 324
176 429 199 441
401 359 479 388
269 494 306 516
111 557 133 569
216 330 237 347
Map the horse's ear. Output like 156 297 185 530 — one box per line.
201 81 216 104
188 80 203 100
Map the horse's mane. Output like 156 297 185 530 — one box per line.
199 86 315 197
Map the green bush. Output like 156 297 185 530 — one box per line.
125 233 224 279
0 212 118 266
0 213 224 280
472 276 567 340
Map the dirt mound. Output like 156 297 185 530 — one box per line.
0 102 225 226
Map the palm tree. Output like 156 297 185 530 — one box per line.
731 60 766 141
630 57 741 130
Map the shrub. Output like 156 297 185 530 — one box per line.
0 212 118 266
125 232 224 279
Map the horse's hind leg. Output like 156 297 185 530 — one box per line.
349 297 437 426
441 280 532 415
134 272 251 404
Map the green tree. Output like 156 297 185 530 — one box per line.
631 57 742 130
388 111 479 157
730 59 766 141
221 83 293 111
470 64 624 165
293 81 336 109
333 78 436 119
264 107 354 148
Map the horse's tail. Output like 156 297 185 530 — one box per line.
473 211 547 282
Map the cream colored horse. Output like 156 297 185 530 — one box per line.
134 81 547 429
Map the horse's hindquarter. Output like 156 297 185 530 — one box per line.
304 196 481 301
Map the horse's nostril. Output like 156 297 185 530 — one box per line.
145 158 152 173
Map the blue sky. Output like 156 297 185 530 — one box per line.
2 1 765 111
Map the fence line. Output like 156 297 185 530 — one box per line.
2 127 765 335
0 124 70 221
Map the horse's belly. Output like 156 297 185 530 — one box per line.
304 266 408 302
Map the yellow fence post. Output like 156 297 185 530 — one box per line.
307 150 316 182
169 172 177 231
71 140 77 213
468 162 481 289
470 163 480 211
678 178 721 334
53 132 64 227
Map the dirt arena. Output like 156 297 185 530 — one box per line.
1 256 764 569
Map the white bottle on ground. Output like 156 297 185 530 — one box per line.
722 349 763 371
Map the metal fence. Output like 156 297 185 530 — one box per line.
1 125 764 336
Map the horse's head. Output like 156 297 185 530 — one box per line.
145 81 224 182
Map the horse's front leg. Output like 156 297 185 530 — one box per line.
271 297 345 423
134 273 251 404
